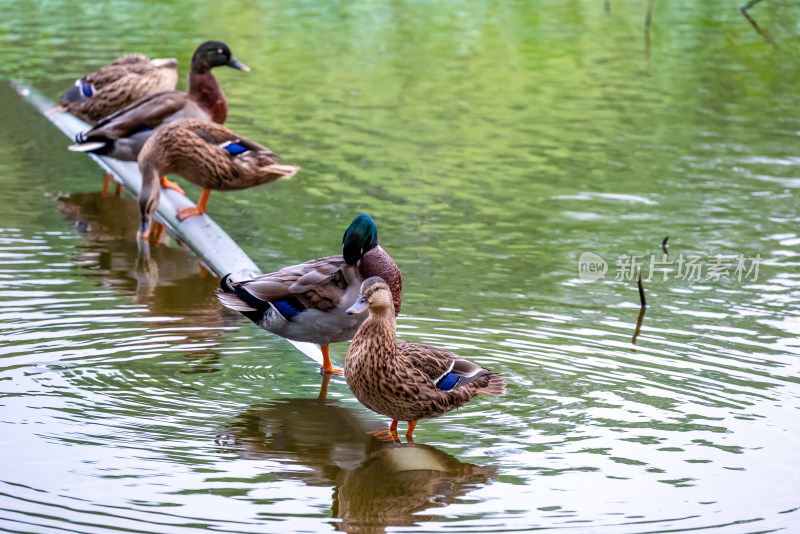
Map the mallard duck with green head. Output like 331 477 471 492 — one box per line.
344 277 505 439
59 53 179 124
136 118 298 236
68 41 249 196
69 41 248 162
215 214 403 375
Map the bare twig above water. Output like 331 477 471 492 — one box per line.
637 265 647 308
645 0 655 59
632 266 647 347
741 0 776 45
632 307 646 346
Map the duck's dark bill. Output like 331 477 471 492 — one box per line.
346 294 369 315
228 57 250 71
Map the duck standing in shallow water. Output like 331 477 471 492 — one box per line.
59 53 179 124
344 277 505 439
136 118 298 236
215 214 402 375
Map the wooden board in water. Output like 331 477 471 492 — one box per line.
11 82 323 365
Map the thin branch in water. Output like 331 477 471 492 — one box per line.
632 307 646 346
741 0 776 46
661 235 669 255
605 0 610 14
645 0 655 60
637 265 647 308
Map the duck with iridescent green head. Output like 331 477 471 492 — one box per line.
215 214 402 375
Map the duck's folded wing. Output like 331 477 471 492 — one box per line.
398 341 490 390
188 122 279 157
233 255 347 302
88 91 187 138
81 73 142 116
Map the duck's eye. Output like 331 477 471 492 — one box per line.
217 48 224 54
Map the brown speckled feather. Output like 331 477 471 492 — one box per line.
138 119 298 191
344 278 504 427
76 42 246 151
230 255 350 312
60 55 178 123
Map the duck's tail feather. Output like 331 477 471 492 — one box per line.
60 85 84 104
215 274 259 312
60 79 93 104
68 141 109 153
267 164 299 179
215 290 258 312
68 132 113 155
482 373 506 396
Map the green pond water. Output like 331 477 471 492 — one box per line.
1 1 800 532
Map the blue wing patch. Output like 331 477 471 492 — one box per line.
79 80 94 98
272 300 301 320
223 142 248 155
436 373 460 391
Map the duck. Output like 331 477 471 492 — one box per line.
68 41 248 171
215 214 403 375
344 276 505 439
59 53 179 124
136 118 299 236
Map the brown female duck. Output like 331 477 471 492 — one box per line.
59 54 178 123
68 41 248 165
344 277 505 439
137 118 298 234
216 214 402 375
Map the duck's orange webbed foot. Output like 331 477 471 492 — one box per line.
176 205 205 221
177 188 210 221
320 346 343 375
367 428 401 442
160 176 185 195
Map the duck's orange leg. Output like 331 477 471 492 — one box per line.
149 221 165 245
114 182 122 197
160 175 185 195
177 188 210 221
320 345 343 375
101 173 114 197
405 420 417 440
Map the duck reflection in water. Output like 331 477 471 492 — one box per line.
55 190 230 322
218 373 497 534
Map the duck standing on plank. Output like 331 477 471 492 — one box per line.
136 118 298 236
344 277 505 440
215 214 402 375
69 40 247 160
69 41 248 194
59 53 179 124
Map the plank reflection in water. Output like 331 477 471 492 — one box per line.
219 375 498 533
54 190 226 320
